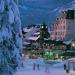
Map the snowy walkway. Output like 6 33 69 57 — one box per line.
14 69 75 75
14 58 75 75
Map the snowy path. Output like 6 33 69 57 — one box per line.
14 69 75 75
14 59 75 75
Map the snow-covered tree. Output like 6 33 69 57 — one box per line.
0 0 22 75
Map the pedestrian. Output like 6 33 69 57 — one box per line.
64 64 66 70
33 63 36 70
37 64 40 70
45 63 50 73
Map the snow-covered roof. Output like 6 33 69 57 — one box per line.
23 27 33 32
33 32 40 35
28 35 40 41
23 42 30 45
23 46 26 49
68 58 75 62
63 40 72 45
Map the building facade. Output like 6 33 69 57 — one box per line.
50 9 75 41
22 25 40 50
22 24 49 51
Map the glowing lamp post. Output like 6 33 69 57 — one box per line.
71 41 75 50
72 43 75 48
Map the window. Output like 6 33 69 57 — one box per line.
63 32 64 35
61 32 62 35
63 20 65 23
60 26 62 29
63 26 65 29
56 27 57 30
68 26 71 30
55 32 57 35
58 32 60 35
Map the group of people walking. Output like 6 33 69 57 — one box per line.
33 63 50 73
33 63 40 70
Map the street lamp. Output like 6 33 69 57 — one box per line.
72 42 75 48
41 26 43 28
71 41 75 50
46 26 47 28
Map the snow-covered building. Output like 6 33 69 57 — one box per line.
22 25 40 50
22 24 49 51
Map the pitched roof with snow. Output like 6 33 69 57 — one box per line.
33 32 40 35
23 27 33 32
28 35 40 41
23 42 30 45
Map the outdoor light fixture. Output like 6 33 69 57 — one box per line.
71 41 75 49
46 26 47 28
41 26 43 28
72 43 75 47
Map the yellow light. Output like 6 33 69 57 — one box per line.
72 43 75 47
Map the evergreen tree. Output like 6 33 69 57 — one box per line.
0 0 22 75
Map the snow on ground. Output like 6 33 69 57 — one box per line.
14 68 75 75
14 58 75 75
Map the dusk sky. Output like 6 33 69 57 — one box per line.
19 0 75 27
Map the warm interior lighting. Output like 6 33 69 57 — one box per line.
72 43 75 47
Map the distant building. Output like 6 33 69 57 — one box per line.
22 24 49 51
22 25 40 51
50 9 75 41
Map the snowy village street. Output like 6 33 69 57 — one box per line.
1 0 75 75
15 70 75 75
14 66 75 75
14 58 75 75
